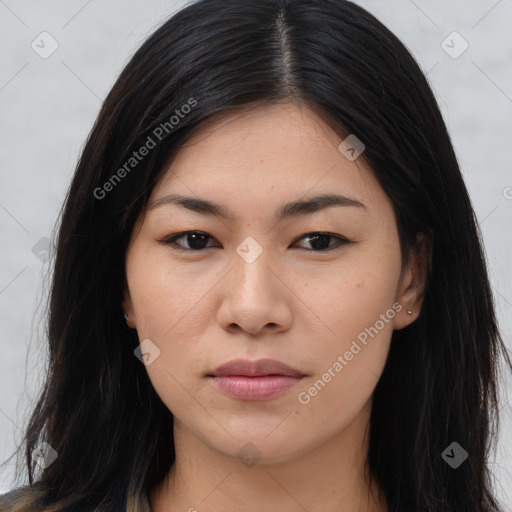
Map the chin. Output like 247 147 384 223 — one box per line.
205 430 317 466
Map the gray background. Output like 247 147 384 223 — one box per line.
1 0 511 507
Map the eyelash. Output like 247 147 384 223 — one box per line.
158 231 352 253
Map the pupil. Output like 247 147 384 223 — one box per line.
188 233 208 249
309 234 330 250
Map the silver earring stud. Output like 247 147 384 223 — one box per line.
407 310 412 315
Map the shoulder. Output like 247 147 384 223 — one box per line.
0 486 28 507
0 485 153 511
0 484 49 510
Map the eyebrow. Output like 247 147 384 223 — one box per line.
148 193 367 221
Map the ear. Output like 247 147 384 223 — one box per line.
393 231 433 330
122 286 137 329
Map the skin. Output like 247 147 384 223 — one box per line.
122 102 430 512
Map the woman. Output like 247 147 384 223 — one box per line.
1 0 510 510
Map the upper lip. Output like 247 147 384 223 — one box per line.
209 358 304 377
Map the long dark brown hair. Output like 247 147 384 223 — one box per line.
2 0 511 510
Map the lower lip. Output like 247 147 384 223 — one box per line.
210 375 303 401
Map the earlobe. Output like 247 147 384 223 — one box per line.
393 231 433 330
122 291 136 329
394 303 417 330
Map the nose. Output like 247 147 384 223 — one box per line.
215 245 293 336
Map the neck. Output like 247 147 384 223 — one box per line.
149 401 387 512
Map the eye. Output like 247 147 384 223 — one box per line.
159 231 219 251
292 232 351 251
159 231 352 252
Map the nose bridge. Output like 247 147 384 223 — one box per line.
233 235 274 295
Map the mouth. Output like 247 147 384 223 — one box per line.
206 358 306 401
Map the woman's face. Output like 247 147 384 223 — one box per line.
123 102 420 464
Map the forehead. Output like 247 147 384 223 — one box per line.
148 102 391 221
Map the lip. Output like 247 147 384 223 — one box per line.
208 358 305 401
210 358 303 378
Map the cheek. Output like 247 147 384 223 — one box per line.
295 296 396 435
304 243 401 341
294 244 400 410
126 252 215 401
127 248 217 338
